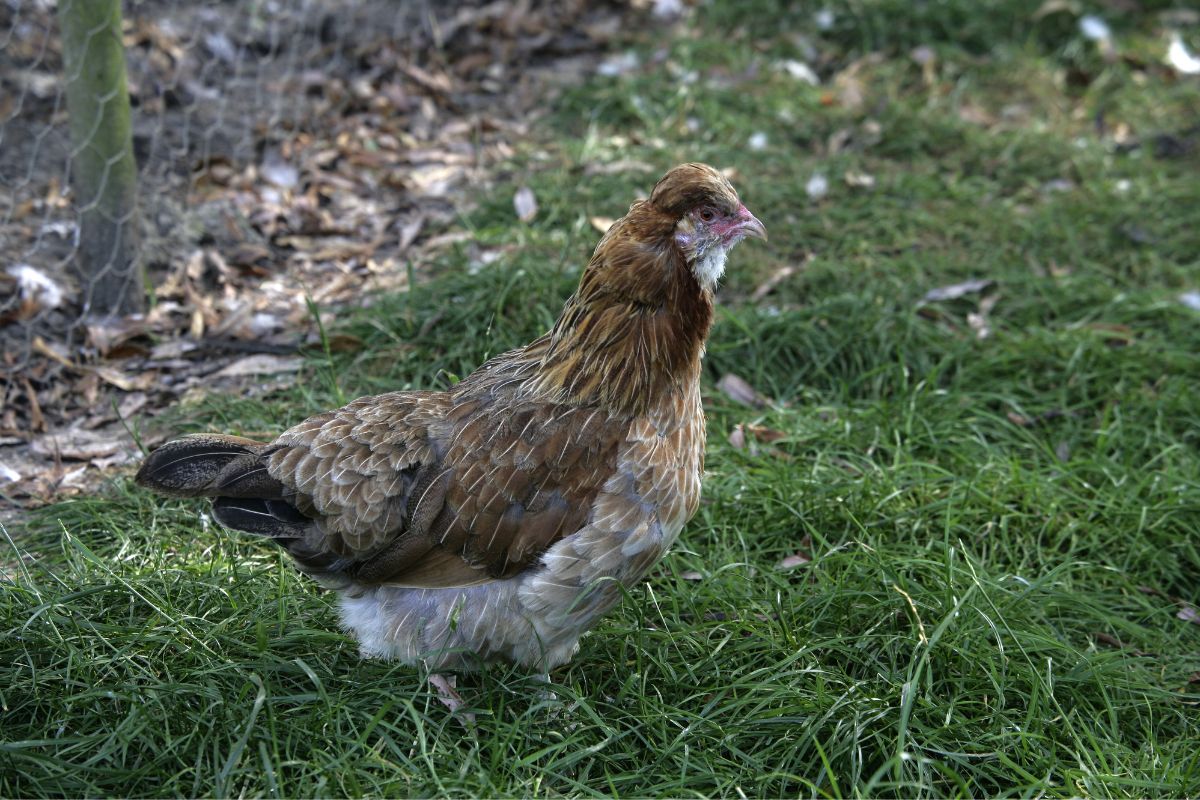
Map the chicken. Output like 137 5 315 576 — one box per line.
136 163 766 672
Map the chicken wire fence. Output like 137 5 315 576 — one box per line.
5 0 350 359
1 0 529 375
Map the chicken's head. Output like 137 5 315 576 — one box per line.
649 163 767 290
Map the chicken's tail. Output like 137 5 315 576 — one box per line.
135 434 311 541
135 433 275 497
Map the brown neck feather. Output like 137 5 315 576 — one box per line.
526 202 713 415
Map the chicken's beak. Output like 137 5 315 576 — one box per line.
736 205 768 242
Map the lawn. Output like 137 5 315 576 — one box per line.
4 1 1200 796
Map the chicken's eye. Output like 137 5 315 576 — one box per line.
698 208 716 223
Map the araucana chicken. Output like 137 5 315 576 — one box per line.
136 163 766 672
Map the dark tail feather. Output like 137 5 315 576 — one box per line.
136 434 283 499
212 496 310 538
212 496 345 574
138 433 298 534
139 434 324 560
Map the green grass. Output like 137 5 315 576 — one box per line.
5 1 1200 796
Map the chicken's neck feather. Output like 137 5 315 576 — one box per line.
524 206 714 416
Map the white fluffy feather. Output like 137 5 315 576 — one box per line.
692 245 729 290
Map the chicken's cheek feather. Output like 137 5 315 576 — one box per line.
675 221 727 289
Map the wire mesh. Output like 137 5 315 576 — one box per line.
3 1 439 363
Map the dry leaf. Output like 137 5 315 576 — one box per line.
399 61 457 95
597 51 640 76
1178 605 1200 626
150 340 197 359
583 159 655 176
31 427 130 461
117 392 148 420
777 552 811 569
513 186 538 222
92 366 155 392
60 465 90 489
968 292 1000 339
966 313 990 339
843 171 875 188
20 377 45 433
744 423 786 444
831 53 882 112
396 214 426 252
777 59 819 85
190 308 206 339
91 451 136 469
957 103 996 127
833 70 864 111
728 424 747 450
717 373 769 408
260 153 299 189
31 336 75 368
680 570 704 581
729 423 789 458
826 127 854 155
406 164 466 197
213 355 303 378
86 317 151 357
589 216 616 233
919 278 995 303
1032 0 1079 20
428 674 476 724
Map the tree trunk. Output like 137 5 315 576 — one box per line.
57 0 143 317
